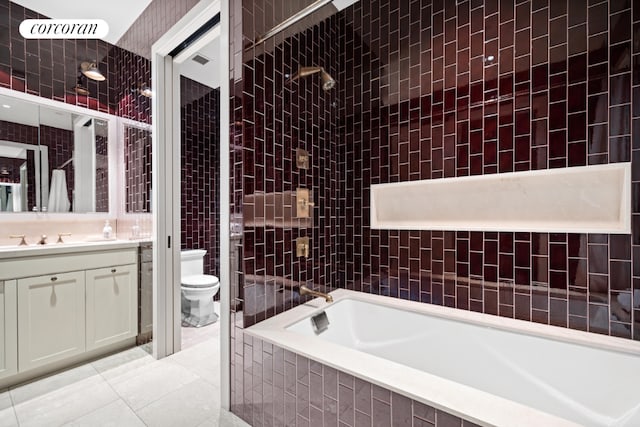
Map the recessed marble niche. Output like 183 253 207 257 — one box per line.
371 163 631 234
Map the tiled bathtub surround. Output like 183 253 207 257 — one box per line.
242 336 475 427
230 0 640 424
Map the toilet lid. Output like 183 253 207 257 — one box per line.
182 274 219 288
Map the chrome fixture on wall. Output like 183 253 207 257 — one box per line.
289 66 336 91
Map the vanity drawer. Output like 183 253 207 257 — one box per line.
0 248 138 280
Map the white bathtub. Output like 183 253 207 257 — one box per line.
246 289 640 427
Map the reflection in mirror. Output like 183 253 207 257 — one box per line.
0 95 45 212
0 93 110 213
124 124 152 213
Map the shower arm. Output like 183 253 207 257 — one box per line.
288 66 324 83
246 0 333 50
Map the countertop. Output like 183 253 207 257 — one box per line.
0 239 150 260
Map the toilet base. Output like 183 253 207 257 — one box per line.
182 311 218 328
181 292 218 327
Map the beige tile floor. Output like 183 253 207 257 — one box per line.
0 317 248 427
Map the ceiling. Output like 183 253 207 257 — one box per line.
10 0 153 45
178 36 220 90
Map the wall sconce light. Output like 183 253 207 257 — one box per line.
72 75 90 95
80 61 106 81
132 84 153 98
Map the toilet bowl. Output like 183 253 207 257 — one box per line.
181 249 220 327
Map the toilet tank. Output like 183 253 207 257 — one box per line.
181 249 207 277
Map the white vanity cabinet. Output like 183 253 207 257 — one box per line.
0 280 17 379
0 241 140 387
86 264 137 351
17 272 86 372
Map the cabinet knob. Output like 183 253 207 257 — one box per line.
51 276 57 282
111 268 116 273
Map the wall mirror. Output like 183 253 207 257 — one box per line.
0 93 111 213
123 123 152 213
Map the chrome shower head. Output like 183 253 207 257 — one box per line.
289 66 336 92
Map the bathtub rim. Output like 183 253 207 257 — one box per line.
245 288 640 427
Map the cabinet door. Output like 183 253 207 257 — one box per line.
0 280 17 379
86 264 137 351
18 272 85 372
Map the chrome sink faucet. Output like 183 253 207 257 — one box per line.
299 284 333 303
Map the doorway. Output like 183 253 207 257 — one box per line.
151 0 230 410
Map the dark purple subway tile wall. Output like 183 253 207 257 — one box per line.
124 126 152 213
180 76 221 276
1 1 112 113
0 119 37 209
0 120 78 210
338 0 638 340
0 120 112 212
236 336 477 427
95 132 109 212
235 0 341 328
1 0 155 123
1 0 196 213
0 156 22 183
230 0 640 423
40 124 75 209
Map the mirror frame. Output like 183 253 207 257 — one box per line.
0 87 119 217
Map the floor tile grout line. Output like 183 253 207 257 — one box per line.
6 324 220 427
130 375 203 416
96 371 151 427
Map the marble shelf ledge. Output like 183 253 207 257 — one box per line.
371 163 631 234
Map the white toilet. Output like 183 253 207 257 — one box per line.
181 249 220 327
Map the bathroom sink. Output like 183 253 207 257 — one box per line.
0 239 141 259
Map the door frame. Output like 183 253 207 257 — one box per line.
150 0 230 410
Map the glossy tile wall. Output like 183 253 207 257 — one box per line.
229 0 341 421
40 124 75 208
338 0 639 340
0 0 154 122
95 133 109 212
234 0 341 330
0 120 76 209
0 1 113 113
0 119 37 208
180 76 221 276
230 0 640 424
124 126 152 213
